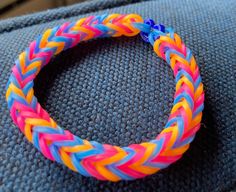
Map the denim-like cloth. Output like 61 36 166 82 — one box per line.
0 0 235 191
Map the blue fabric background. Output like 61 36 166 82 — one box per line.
0 0 235 191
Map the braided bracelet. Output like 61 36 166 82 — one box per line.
6 14 204 181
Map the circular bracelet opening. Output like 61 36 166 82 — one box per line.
34 36 175 146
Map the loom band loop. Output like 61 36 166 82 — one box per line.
71 155 91 177
140 27 166 44
92 24 116 37
94 147 126 165
133 18 167 44
70 27 93 41
87 15 107 25
98 22 128 37
154 35 180 58
83 161 108 180
190 112 202 129
174 92 194 111
74 17 87 28
100 14 143 37
143 18 156 27
93 15 107 25
51 136 84 147
174 101 193 131
164 117 184 146
153 24 165 33
96 14 110 24
193 93 204 112
37 29 56 49
176 70 195 91
189 57 198 73
107 18 144 37
112 14 129 23
117 166 146 180
61 142 94 154
60 149 78 172
170 55 191 74
161 40 185 60
103 13 122 23
165 27 175 39
96 166 120 182
121 14 144 25
25 124 34 142
193 73 202 89
172 33 183 49
193 103 204 119
162 142 190 156
107 165 134 180
194 83 204 101
83 16 95 25
194 82 203 98
124 165 155 179
79 25 104 39
55 22 70 36
71 147 101 162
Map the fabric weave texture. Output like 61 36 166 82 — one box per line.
0 0 235 191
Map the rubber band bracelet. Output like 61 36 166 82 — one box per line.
6 13 204 181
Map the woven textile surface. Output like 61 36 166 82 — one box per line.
0 0 235 191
